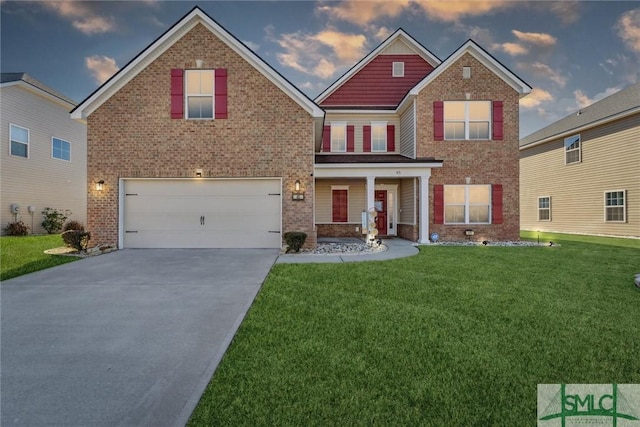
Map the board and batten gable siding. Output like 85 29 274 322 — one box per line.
322 113 400 153
1 85 87 234
520 113 640 237
399 101 416 158
86 23 316 247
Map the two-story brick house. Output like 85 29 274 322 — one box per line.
72 7 530 249
315 30 531 244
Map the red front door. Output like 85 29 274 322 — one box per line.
375 190 387 236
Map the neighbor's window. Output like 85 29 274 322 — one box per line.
52 137 71 161
10 124 29 158
565 134 581 164
538 196 551 221
185 69 214 119
605 190 625 222
444 185 491 224
392 62 404 77
332 188 348 222
331 122 346 152
371 122 387 152
444 101 490 140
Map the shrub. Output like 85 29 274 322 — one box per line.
284 231 307 253
41 208 71 234
63 220 85 232
4 221 30 236
61 230 91 251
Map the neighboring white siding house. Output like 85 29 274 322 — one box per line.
1 73 87 234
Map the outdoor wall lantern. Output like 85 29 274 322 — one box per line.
292 180 305 201
195 169 203 178
96 180 105 191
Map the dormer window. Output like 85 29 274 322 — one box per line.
392 62 404 77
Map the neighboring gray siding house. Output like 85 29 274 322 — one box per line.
1 73 87 234
520 82 640 238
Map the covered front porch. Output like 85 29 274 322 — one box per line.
314 155 443 244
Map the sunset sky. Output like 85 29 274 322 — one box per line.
2 1 639 137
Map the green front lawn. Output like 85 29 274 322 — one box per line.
189 233 640 426
1 234 78 281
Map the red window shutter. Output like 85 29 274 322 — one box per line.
215 68 228 119
170 69 184 119
434 184 444 224
492 101 503 140
347 125 355 152
492 184 503 224
433 101 444 141
332 190 348 222
363 125 371 152
387 125 395 151
322 126 331 152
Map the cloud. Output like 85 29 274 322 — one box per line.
271 27 367 79
41 1 115 34
85 55 119 84
317 0 513 25
520 88 553 109
549 1 581 24
517 62 567 87
369 25 392 42
494 42 528 56
317 0 408 26
573 87 621 109
512 30 557 47
616 9 640 53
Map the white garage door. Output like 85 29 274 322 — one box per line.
122 179 282 248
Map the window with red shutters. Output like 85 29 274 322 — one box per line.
332 190 348 222
363 125 371 152
491 184 503 224
433 184 444 224
492 101 503 140
433 101 444 141
171 68 227 120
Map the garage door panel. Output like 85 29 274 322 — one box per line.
123 179 282 248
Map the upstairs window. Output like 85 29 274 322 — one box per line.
444 101 491 140
538 196 551 221
185 70 214 119
331 122 346 152
605 191 625 222
10 124 29 158
565 134 581 164
444 185 491 224
52 137 71 161
392 62 404 77
371 122 387 152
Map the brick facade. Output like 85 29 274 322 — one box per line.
415 53 521 241
86 23 316 248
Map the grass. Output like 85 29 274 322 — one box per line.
189 233 640 426
1 234 78 281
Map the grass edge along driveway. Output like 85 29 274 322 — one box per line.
189 232 640 426
1 234 78 281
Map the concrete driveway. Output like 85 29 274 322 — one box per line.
1 249 278 427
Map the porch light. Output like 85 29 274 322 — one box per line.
292 180 304 201
195 169 203 178
96 180 105 191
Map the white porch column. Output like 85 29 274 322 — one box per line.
418 172 431 244
366 176 375 212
